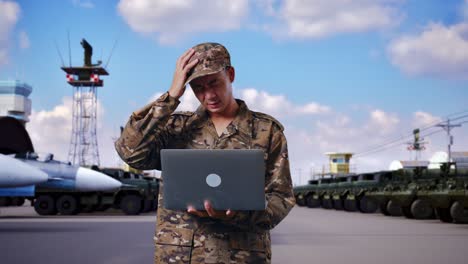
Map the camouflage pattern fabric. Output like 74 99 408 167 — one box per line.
185 42 231 86
115 92 296 263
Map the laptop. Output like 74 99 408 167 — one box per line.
161 149 266 211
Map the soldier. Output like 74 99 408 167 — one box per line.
115 42 295 263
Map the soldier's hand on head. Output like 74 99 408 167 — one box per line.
168 48 199 99
187 200 236 220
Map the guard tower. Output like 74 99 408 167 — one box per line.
61 39 108 166
325 152 353 174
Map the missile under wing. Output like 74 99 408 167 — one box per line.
0 154 48 187
15 152 121 191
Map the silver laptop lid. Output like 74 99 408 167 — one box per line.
161 149 265 210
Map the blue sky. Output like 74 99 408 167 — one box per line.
1 0 468 183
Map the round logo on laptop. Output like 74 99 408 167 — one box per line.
206 173 221 188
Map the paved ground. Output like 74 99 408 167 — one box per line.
1 205 468 264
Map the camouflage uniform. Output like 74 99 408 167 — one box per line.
115 43 295 264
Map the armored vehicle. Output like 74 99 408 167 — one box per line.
375 167 441 219
294 179 320 208
331 175 353 210
365 170 407 216
416 165 468 223
342 175 359 212
98 167 160 215
33 167 159 216
350 173 382 213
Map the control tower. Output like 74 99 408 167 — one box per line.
61 39 108 167
0 80 32 125
325 152 353 175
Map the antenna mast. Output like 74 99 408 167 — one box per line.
61 38 109 166
436 119 462 162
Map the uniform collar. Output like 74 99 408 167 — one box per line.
194 99 253 138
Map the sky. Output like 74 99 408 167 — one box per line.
1 0 467 185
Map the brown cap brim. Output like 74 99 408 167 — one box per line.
185 67 224 87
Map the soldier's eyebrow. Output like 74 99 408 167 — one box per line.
191 83 202 89
208 78 218 85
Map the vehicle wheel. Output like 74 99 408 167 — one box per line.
344 199 357 212
95 204 111 212
81 204 97 213
306 195 320 208
435 207 453 223
11 197 25 206
450 201 468 224
333 199 344 210
358 197 378 213
0 197 12 207
402 205 414 219
386 200 402 217
56 195 79 215
295 195 306 206
321 199 333 209
34 195 57 215
142 199 152 213
120 195 142 215
380 202 390 216
410 199 433 220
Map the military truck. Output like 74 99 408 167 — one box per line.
33 167 159 216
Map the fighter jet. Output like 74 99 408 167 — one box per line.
0 153 48 187
14 152 121 191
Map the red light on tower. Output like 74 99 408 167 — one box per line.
90 74 100 83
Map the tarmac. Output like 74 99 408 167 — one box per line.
1 205 468 264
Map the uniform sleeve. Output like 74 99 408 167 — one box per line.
114 92 181 170
222 126 296 231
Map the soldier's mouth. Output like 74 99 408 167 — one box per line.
207 101 220 107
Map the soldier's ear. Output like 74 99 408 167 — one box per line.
226 66 235 83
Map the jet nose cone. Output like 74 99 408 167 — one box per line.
75 167 122 191
0 154 48 187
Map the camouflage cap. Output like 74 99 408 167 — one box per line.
185 42 231 86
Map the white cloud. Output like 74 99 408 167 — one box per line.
368 109 400 134
72 0 94 9
0 0 20 66
117 0 248 44
26 96 119 167
265 0 403 39
18 30 29 49
413 111 441 128
388 22 468 79
237 88 330 117
149 87 330 118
